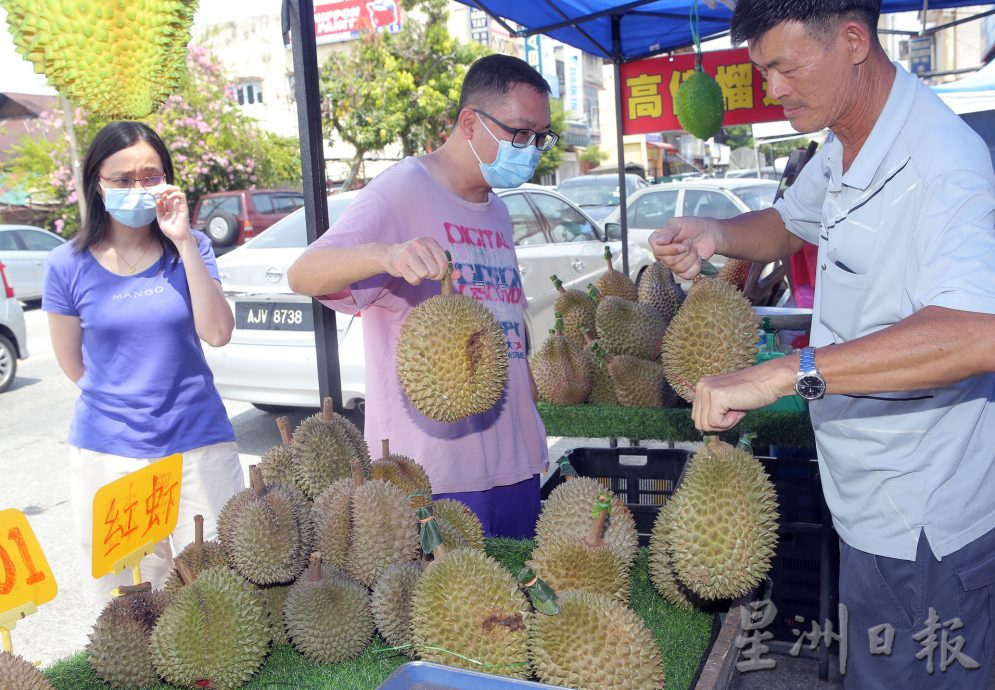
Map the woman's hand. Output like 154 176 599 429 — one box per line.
155 185 192 244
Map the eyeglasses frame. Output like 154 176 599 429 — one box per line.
471 109 560 152
97 173 167 189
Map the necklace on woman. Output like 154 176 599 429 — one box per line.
115 239 154 274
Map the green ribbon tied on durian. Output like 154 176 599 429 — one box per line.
517 567 559 615
736 432 758 453
556 455 578 478
591 494 612 519
415 502 444 555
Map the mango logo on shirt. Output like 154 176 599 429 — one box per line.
112 286 165 301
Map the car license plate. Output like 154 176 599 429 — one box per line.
235 301 314 331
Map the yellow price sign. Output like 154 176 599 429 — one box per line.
0 509 58 621
91 453 183 579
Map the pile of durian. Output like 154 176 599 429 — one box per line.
532 248 759 408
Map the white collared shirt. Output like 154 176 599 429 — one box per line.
775 63 995 560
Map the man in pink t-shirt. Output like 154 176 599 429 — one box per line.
288 55 558 538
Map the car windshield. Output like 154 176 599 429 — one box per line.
733 184 780 211
245 196 355 249
557 177 620 208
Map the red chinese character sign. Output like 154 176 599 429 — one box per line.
91 454 182 580
621 48 784 135
0 509 57 651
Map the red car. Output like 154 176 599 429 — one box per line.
191 189 304 251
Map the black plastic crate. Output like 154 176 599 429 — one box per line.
760 456 824 525
541 447 692 546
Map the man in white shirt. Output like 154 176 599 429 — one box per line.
650 1 995 687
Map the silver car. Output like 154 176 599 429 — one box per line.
0 224 66 304
0 261 28 393
205 187 653 411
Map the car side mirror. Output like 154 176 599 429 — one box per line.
604 222 622 241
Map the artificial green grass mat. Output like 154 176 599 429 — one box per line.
538 402 815 448
45 539 714 690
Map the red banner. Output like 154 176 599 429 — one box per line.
314 0 402 45
620 48 784 135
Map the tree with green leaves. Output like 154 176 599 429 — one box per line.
531 99 567 181
579 144 609 167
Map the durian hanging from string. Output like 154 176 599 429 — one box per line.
674 0 726 141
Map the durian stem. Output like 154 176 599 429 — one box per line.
193 514 204 548
118 582 152 595
249 465 266 497
277 416 292 446
441 250 454 296
381 439 390 458
581 326 596 346
582 494 611 548
351 459 365 486
322 397 333 422
175 559 196 587
603 245 614 270
550 275 566 294
306 552 323 583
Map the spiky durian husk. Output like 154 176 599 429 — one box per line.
717 258 752 291
596 264 638 302
259 444 296 489
585 347 619 406
527 542 630 603
396 293 509 423
258 585 290 646
607 355 682 409
0 651 54 690
346 480 420 588
150 567 270 690
667 442 779 599
291 411 370 500
528 591 665 690
638 261 685 324
217 482 313 585
535 478 638 569
412 549 531 678
595 297 667 360
553 286 596 350
87 588 170 689
675 69 725 141
2 1 195 119
163 539 229 598
531 334 594 405
662 278 758 401
310 479 354 572
371 561 422 653
432 499 485 551
371 454 432 506
648 501 701 610
283 564 373 664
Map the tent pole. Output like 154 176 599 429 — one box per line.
611 13 630 276
283 0 343 412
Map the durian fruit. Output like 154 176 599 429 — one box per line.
433 498 485 551
606 354 682 409
595 246 638 301
164 514 229 598
535 478 638 569
371 561 422 654
291 397 371 500
412 548 531 678
258 585 291 646
530 316 594 405
550 274 596 350
662 277 758 402
87 583 171 690
675 64 726 141
259 416 296 488
0 651 54 690
595 295 667 361
718 258 752 292
666 439 779 599
2 1 195 119
527 493 630 603
638 261 685 324
370 439 432 507
150 564 270 690
311 461 420 588
283 553 374 664
396 255 509 423
583 336 619 406
217 465 313 585
647 501 701 610
528 590 666 690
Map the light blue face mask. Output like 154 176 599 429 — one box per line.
101 186 159 228
468 113 542 189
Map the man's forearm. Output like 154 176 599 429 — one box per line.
288 243 389 296
715 208 806 264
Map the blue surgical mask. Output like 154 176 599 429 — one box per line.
468 113 541 189
101 186 159 228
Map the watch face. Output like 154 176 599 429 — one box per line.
796 374 826 400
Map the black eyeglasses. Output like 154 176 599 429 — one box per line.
473 109 559 152
98 173 166 189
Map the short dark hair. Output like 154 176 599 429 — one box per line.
457 54 551 113
730 0 881 45
75 121 177 261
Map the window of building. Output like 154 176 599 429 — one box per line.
236 81 263 106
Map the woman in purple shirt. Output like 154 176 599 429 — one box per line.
43 121 244 597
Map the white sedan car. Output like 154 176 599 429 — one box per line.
205 187 654 411
0 224 66 304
